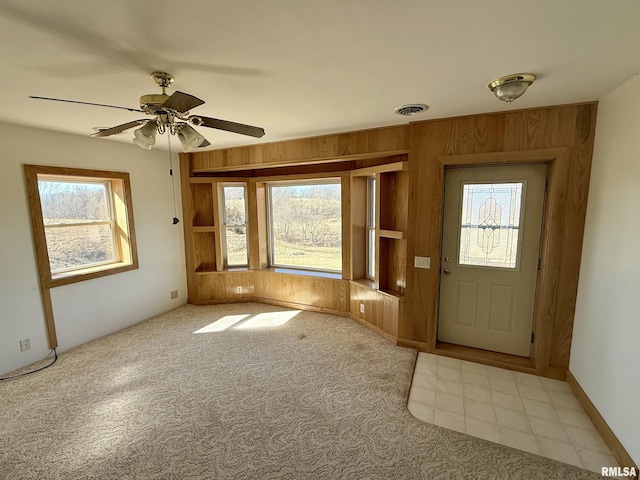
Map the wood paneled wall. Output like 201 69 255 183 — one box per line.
350 281 402 339
403 103 597 377
188 125 409 172
189 270 348 314
182 103 598 379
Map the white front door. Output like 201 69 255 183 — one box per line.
438 164 547 357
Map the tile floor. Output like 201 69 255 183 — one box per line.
407 352 620 475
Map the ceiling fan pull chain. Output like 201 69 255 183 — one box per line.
167 133 180 225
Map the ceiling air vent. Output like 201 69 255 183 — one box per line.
394 104 429 116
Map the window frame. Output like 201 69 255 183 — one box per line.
366 176 376 280
219 182 249 268
267 178 342 274
39 176 120 275
24 165 139 287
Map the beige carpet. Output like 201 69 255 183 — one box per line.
0 303 602 479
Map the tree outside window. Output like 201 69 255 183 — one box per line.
24 165 138 286
269 180 342 272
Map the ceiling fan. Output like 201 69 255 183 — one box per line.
30 71 266 152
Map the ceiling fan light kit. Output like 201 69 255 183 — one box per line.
132 137 152 150
133 120 157 146
29 71 266 152
178 124 206 152
488 73 536 103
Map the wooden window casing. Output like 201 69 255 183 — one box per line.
24 165 139 288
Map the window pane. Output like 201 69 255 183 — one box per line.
223 186 246 226
270 183 342 271
459 182 524 269
367 177 376 228
226 226 248 266
45 224 115 272
366 177 376 279
367 229 376 279
38 181 109 224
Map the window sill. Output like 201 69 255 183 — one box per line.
352 278 375 289
350 279 405 300
49 261 137 287
267 267 342 280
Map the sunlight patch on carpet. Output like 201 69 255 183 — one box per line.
233 310 300 330
194 314 250 333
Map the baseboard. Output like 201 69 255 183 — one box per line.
396 338 430 351
349 314 398 345
188 296 347 317
567 370 638 478
251 297 347 318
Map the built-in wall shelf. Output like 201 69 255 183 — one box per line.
350 161 408 177
188 177 216 184
191 226 216 233
194 268 218 275
352 278 375 289
379 288 405 300
379 229 404 240
349 279 405 299
376 167 408 296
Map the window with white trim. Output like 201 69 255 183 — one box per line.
268 180 342 272
366 176 376 280
220 184 249 267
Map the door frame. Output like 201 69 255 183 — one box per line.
429 147 570 378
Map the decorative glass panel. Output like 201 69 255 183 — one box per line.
459 182 524 269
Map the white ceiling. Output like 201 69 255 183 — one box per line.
1 0 639 150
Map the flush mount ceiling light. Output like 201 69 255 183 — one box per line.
394 104 429 116
488 73 536 103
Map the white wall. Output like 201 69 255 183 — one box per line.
571 74 640 465
0 122 187 375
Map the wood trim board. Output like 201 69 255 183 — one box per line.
567 371 639 477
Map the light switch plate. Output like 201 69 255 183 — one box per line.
414 256 431 269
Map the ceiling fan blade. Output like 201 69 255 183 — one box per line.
195 116 265 138
29 96 145 113
90 119 148 137
161 91 205 113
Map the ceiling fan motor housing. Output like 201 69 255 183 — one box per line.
140 93 171 114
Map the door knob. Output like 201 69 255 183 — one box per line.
443 268 451 274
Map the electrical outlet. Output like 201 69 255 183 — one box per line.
236 286 242 294
359 303 365 314
20 338 31 351
170 290 179 299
